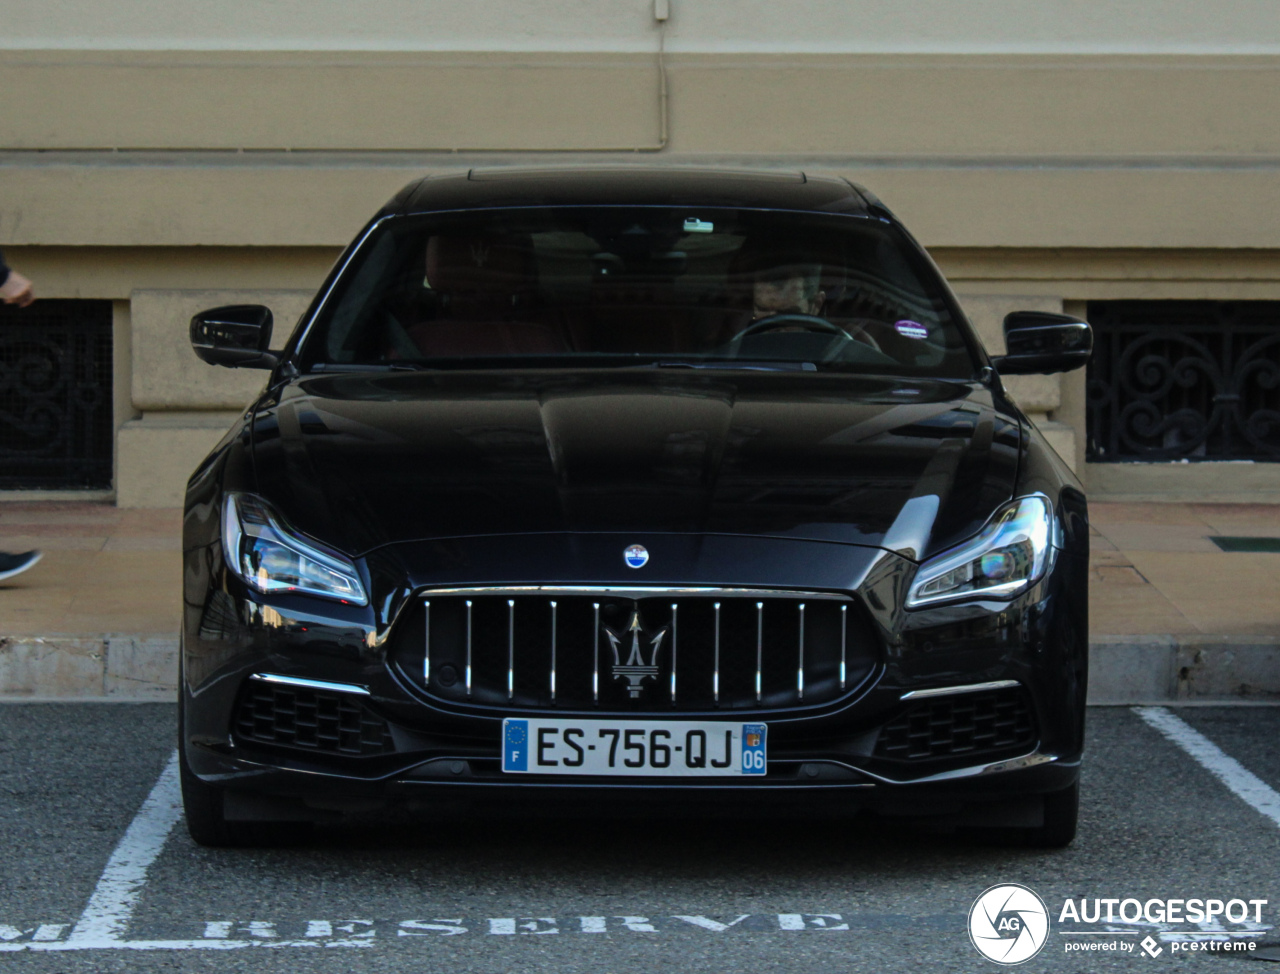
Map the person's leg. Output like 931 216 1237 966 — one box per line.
0 551 42 581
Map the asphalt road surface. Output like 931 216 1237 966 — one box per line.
1 703 1278 973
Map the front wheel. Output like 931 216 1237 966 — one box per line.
178 736 237 847
964 782 1079 849
178 675 311 847
1025 781 1079 848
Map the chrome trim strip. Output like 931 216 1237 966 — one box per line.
549 600 558 701
712 601 721 704
465 599 473 698
839 605 847 690
755 601 763 703
670 602 678 704
423 599 430 686
592 602 601 704
797 602 805 701
415 585 851 602
856 749 1057 785
506 599 515 701
899 679 1021 701
249 673 370 697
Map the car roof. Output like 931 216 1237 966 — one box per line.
386 166 879 217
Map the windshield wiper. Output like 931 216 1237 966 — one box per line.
656 360 818 372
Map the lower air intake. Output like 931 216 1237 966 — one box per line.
874 686 1036 761
232 681 394 756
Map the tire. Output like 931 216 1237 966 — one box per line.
1025 781 1079 849
178 733 238 847
178 668 312 848
964 782 1079 849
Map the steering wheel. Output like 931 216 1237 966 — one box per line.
728 313 880 360
735 313 853 341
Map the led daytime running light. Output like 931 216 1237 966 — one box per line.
905 495 1056 609
221 493 368 605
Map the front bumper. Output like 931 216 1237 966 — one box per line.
182 532 1088 819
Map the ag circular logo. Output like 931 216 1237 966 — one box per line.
968 884 1050 965
623 544 649 569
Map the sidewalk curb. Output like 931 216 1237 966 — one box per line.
0 635 177 699
0 633 1277 702
1087 635 1280 704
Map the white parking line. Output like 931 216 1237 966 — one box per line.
1133 707 1280 829
65 749 183 947
3 716 1277 952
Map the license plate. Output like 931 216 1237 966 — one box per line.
501 718 767 777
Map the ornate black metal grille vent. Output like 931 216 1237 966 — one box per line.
232 681 395 756
1087 300 1280 461
390 590 879 714
874 686 1036 762
0 300 113 488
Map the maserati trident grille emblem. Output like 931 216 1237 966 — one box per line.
624 544 649 569
604 610 666 698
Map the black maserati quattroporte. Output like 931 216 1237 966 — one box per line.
181 167 1091 847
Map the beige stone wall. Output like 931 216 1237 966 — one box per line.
0 53 1277 249
0 38 1275 506
945 254 1280 499
68 245 1280 505
116 289 313 507
2 52 1277 156
8 0 1280 53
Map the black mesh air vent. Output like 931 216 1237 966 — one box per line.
874 686 1036 761
232 681 395 756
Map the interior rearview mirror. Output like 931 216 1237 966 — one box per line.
190 305 278 370
992 311 1092 375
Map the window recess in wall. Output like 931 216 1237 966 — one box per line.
1086 300 1280 462
0 300 113 489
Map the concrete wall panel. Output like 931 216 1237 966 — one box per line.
130 289 311 410
0 52 660 150
5 0 1280 54
116 414 241 507
1 162 1278 250
1 52 1276 155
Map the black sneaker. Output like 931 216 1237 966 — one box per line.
0 550 42 582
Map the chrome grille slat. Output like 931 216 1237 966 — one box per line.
713 601 721 704
396 589 873 713
755 602 764 704
797 602 806 701
423 599 431 686
592 602 601 704
465 599 473 697
669 602 678 703
506 599 515 701
840 604 847 690
549 600 558 701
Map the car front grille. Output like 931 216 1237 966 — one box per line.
232 680 395 756
873 686 1036 762
389 588 879 713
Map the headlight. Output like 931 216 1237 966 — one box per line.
221 493 368 605
905 494 1056 609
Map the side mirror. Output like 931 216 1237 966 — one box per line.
190 305 278 370
992 311 1092 375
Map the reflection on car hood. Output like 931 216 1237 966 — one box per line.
249 370 1021 559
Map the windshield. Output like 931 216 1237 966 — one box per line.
298 207 978 377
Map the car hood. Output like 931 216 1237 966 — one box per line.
249 370 1021 559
